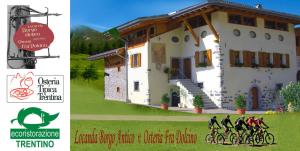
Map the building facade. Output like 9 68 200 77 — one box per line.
90 0 300 110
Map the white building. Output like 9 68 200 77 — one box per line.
90 0 300 110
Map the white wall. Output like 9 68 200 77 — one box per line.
182 12 223 107
215 11 297 110
127 43 150 105
148 27 184 105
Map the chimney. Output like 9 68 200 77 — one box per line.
256 4 262 9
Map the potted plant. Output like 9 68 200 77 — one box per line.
163 67 170 74
267 63 273 68
161 94 170 110
280 64 287 68
235 62 244 67
235 95 246 115
251 63 259 68
197 62 207 67
193 95 204 114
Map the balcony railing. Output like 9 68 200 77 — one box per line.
128 36 147 48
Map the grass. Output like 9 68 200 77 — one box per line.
71 113 300 151
71 54 300 150
71 54 193 116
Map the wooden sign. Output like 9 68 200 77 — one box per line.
13 22 54 51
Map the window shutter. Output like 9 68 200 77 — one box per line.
138 53 141 67
258 52 263 67
195 51 200 67
130 55 133 68
207 49 212 66
273 53 280 68
230 50 234 66
243 51 249 67
286 54 290 67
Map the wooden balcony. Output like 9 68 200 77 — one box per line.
128 36 147 49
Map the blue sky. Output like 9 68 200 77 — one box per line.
71 0 300 32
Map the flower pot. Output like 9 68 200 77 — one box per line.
194 107 202 114
161 104 168 110
237 108 246 115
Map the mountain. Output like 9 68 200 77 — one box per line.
70 25 123 55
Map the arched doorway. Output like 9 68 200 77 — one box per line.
171 92 180 107
251 87 259 110
297 71 300 82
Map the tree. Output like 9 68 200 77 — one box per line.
81 63 99 81
70 65 80 79
280 82 300 112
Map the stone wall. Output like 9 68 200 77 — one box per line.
104 65 126 101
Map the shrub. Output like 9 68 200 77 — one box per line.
280 82 300 112
193 95 204 108
235 95 246 109
82 63 99 81
70 65 80 79
197 63 207 67
161 94 170 104
163 67 170 74
265 110 277 115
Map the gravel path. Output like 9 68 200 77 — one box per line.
71 114 209 122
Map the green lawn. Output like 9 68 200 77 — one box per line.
71 54 193 116
71 54 300 150
71 113 300 151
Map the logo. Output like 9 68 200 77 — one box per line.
13 22 54 51
10 107 60 148
7 72 64 103
10 72 34 100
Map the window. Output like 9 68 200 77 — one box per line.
251 52 256 64
277 22 288 31
134 81 139 91
149 26 156 36
117 87 120 93
195 50 212 67
243 17 256 26
186 15 209 29
296 36 300 47
265 20 276 29
273 53 289 68
228 14 256 26
265 20 289 31
137 29 146 37
234 52 240 64
117 66 121 72
130 53 141 68
229 14 242 24
230 50 242 66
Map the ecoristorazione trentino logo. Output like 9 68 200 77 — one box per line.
10 107 60 148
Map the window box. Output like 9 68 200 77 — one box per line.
251 63 259 68
235 62 244 67
280 64 288 68
267 63 274 68
234 62 243 67
197 62 208 67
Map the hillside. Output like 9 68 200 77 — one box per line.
70 25 123 54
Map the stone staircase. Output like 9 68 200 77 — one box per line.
170 79 218 109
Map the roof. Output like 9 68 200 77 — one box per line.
88 47 125 60
117 0 300 31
